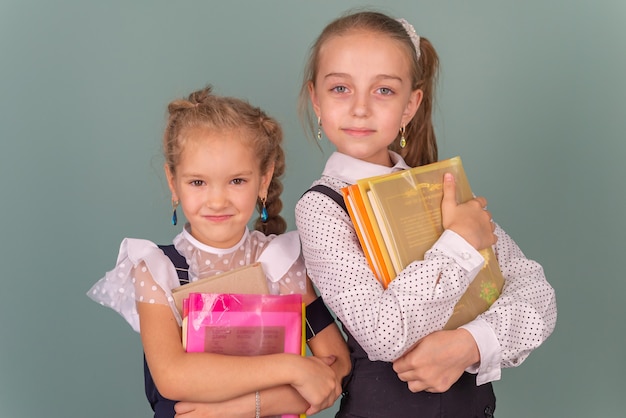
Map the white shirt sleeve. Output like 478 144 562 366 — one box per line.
474 224 557 369
87 238 181 332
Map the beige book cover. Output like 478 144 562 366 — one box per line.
172 262 269 316
365 156 504 329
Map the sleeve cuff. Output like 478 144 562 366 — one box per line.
460 318 502 385
430 230 485 278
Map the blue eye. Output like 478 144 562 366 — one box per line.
331 86 348 93
378 87 393 95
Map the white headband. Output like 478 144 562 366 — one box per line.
396 18 421 60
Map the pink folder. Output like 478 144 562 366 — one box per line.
185 293 304 418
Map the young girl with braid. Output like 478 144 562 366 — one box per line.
88 85 349 418
295 10 557 417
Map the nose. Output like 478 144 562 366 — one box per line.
351 91 370 117
204 186 227 209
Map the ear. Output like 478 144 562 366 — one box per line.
401 89 423 126
164 164 179 202
259 162 275 199
307 81 321 117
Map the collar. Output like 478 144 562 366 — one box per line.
322 151 410 184
179 223 250 255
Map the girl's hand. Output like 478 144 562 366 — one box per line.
392 329 480 393
441 173 497 250
290 355 341 415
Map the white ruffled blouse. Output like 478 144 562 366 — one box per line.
88 225 306 332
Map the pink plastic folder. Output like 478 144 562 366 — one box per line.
185 293 304 418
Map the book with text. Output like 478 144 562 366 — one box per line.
343 156 504 329
185 292 305 418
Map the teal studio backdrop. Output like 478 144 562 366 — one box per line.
1 1 624 417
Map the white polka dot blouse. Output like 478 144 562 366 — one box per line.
295 152 557 385
88 225 307 332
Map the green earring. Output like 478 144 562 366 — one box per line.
317 117 322 141
399 125 407 148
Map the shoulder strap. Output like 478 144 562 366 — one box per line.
302 185 347 340
306 184 348 214
144 244 188 413
158 244 189 285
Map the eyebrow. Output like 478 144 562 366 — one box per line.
179 170 255 179
323 72 404 82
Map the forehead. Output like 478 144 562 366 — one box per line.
179 127 257 165
317 30 412 75
180 126 255 155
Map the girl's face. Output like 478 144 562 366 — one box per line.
166 128 273 248
309 30 422 167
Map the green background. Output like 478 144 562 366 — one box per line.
1 1 624 417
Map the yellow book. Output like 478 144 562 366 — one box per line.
348 157 504 329
367 158 468 275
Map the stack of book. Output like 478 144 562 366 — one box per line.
173 263 305 418
342 156 504 330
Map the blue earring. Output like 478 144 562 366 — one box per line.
171 200 179 226
260 197 268 223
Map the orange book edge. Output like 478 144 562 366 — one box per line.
342 183 395 287
355 176 397 286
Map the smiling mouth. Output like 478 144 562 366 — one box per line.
343 127 375 137
204 214 232 222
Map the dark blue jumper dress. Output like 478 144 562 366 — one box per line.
337 330 495 418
